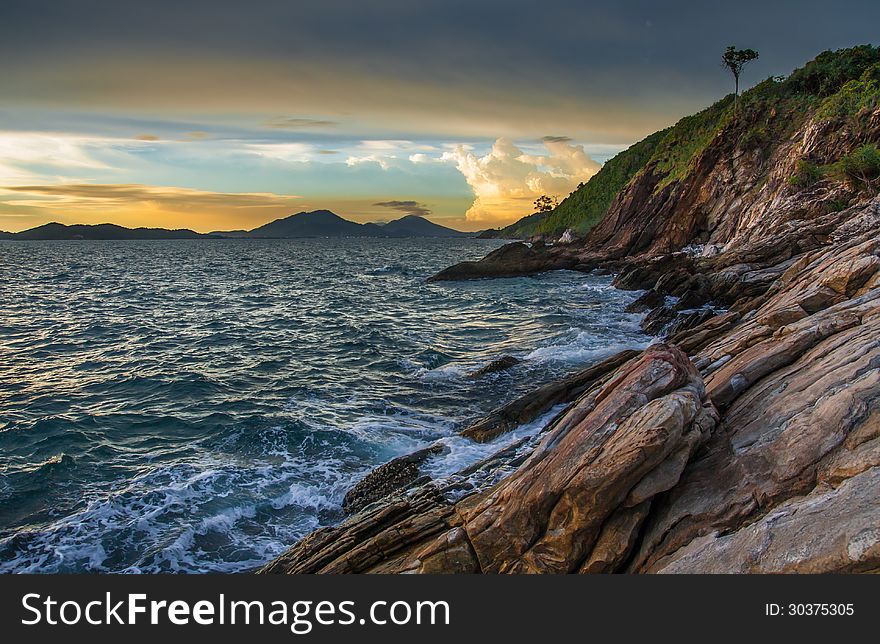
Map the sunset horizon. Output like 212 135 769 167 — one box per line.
3 1 876 233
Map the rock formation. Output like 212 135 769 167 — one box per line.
262 53 880 574
262 195 879 575
427 242 577 281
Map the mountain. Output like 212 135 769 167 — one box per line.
8 222 212 240
242 209 387 238
380 214 470 237
6 210 471 241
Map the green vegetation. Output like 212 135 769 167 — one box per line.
722 46 760 114
789 159 823 187
787 45 880 97
533 195 559 213
788 144 880 195
817 63 880 118
534 128 667 235
492 45 880 240
830 144 880 193
481 210 550 239
650 96 734 189
822 197 851 214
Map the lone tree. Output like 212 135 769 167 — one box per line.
722 46 759 115
534 195 559 213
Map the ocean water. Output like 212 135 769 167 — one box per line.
0 238 647 573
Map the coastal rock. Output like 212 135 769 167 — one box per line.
466 355 520 378
427 242 577 281
459 349 639 442
261 345 716 573
629 212 880 573
650 467 880 573
342 444 446 515
261 91 880 575
259 487 455 574
625 289 664 313
263 201 880 574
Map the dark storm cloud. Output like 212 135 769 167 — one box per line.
1 0 878 142
0 0 880 95
2 1 877 92
373 200 432 217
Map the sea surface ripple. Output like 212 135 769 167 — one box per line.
0 238 647 572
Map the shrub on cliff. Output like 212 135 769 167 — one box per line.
789 159 824 188
817 63 880 119
831 144 880 194
788 45 880 97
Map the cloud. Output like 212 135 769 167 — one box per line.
441 137 599 225
541 135 572 143
0 131 123 184
0 183 303 231
373 200 431 217
345 154 393 170
245 142 315 162
263 117 339 129
345 140 441 169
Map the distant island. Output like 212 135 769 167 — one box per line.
0 210 473 240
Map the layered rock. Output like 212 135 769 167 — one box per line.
262 68 880 573
261 345 717 573
262 197 879 575
629 205 880 573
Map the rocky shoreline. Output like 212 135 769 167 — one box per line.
261 96 880 574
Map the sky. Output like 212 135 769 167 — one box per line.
1 0 878 233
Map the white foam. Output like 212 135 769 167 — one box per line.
0 442 355 573
414 363 467 381
525 335 647 364
421 404 567 479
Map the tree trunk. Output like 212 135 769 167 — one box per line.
734 74 739 116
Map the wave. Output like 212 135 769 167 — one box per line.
0 430 354 573
0 238 652 573
421 404 568 481
525 329 649 364
365 264 407 276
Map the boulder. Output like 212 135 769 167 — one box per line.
342 444 446 514
427 242 577 281
466 355 520 378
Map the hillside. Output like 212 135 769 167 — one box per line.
488 44 880 241
485 127 669 239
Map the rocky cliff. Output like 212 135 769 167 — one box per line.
260 47 880 574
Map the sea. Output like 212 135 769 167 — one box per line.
0 238 648 572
